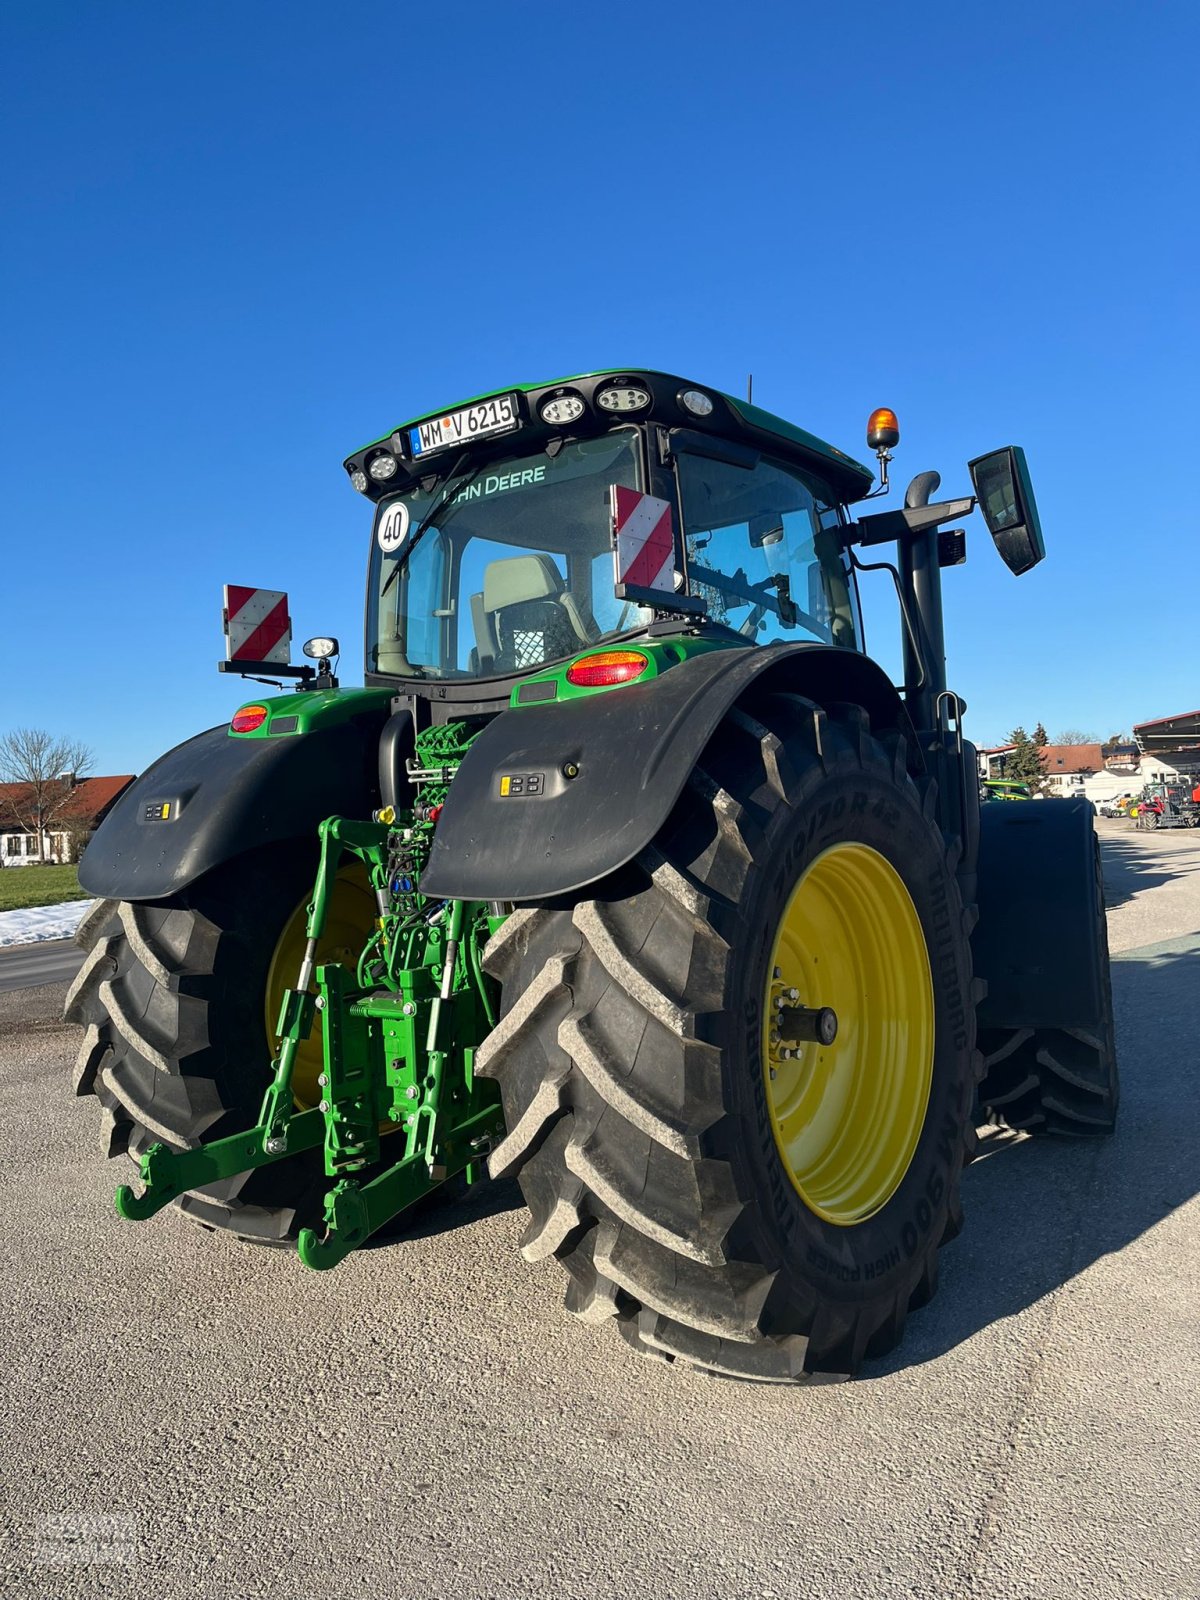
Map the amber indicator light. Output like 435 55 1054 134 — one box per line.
231 704 269 733
565 651 650 689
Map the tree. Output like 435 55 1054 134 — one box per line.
1003 725 1048 793
0 728 94 863
1054 728 1097 746
1106 731 1129 746
1033 722 1049 747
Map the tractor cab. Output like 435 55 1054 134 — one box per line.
345 370 871 688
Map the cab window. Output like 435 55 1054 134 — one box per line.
675 449 857 647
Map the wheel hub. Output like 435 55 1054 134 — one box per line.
774 1002 839 1048
762 841 935 1226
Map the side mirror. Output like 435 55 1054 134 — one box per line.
968 446 1045 575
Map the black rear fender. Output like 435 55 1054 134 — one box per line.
421 642 916 902
78 719 384 903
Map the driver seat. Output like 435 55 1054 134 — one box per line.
477 554 594 673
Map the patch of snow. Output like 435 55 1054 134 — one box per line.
0 899 93 948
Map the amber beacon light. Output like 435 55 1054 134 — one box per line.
867 407 900 452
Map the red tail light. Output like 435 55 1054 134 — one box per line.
565 650 650 688
231 704 268 733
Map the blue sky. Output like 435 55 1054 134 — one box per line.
2 1 1196 773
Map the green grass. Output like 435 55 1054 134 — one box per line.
0 863 88 913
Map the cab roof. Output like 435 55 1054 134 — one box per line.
346 368 877 504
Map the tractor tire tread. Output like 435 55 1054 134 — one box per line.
65 862 327 1243
479 692 977 1382
978 840 1118 1138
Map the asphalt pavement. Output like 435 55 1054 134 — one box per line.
0 939 83 994
0 824 1197 1599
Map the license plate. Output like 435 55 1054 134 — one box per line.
409 394 520 457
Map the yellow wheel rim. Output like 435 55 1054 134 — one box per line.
264 864 377 1110
762 841 934 1226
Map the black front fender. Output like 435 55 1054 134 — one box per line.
421 642 914 902
78 719 384 902
973 796 1106 1032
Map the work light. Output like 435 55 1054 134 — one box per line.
596 385 650 414
678 388 714 417
540 393 586 425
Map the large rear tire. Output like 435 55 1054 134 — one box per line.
478 694 980 1382
64 851 354 1243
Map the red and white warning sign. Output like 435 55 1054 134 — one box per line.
223 585 291 664
610 485 677 595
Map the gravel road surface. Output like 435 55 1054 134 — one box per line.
1 823 1197 1599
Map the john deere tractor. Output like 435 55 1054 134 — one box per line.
66 371 1118 1382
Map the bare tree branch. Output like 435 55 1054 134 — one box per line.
0 728 94 863
1053 728 1098 746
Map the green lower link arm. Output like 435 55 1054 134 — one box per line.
114 1109 326 1221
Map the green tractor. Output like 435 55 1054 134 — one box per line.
981 778 1034 802
66 370 1118 1382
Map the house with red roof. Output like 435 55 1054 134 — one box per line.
1039 743 1107 796
0 774 135 866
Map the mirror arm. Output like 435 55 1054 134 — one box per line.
844 496 976 549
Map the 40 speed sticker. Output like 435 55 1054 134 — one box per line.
377 501 410 555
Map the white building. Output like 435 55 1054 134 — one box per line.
0 775 135 866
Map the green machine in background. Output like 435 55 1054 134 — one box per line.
982 779 1033 801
